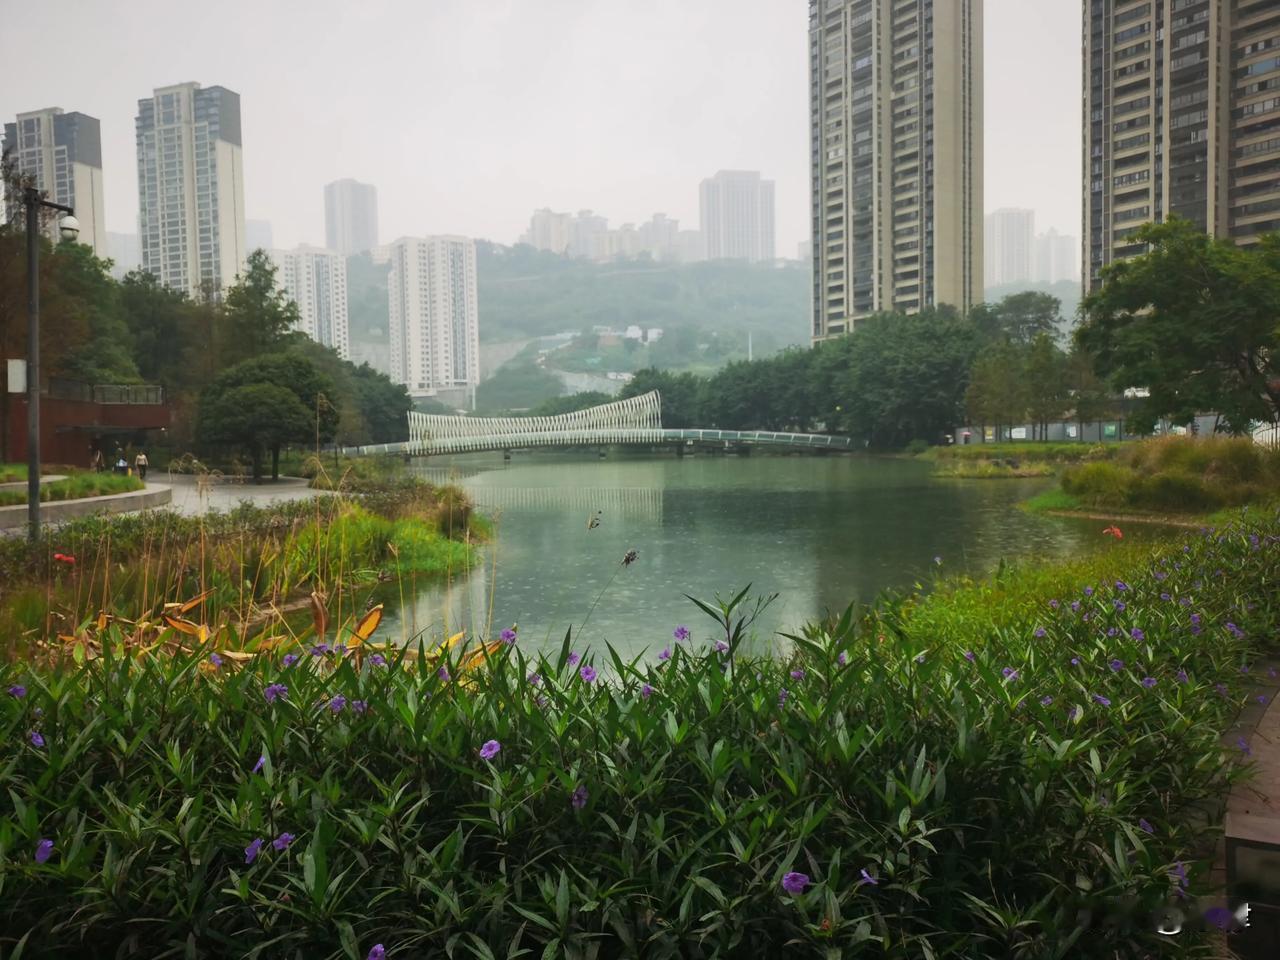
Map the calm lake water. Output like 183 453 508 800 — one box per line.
385 453 1170 657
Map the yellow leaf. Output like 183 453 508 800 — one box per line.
348 605 384 648
458 640 503 671
95 611 109 632
163 590 214 616
163 615 202 636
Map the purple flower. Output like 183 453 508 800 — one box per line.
479 739 501 761
778 688 789 708
1154 570 1167 581
1237 737 1251 757
1049 599 1060 610
1002 667 1019 682
1215 683 1229 698
1130 628 1145 641
1141 677 1157 688
790 669 805 681
264 683 288 703
29 731 44 748
673 626 690 642
352 700 368 715
272 832 295 851
567 652 581 667
571 784 588 810
1083 586 1094 597
658 647 671 662
837 651 847 666
35 839 53 863
283 653 299 667
1070 601 1081 612
1115 581 1128 591
1139 818 1154 835
437 666 450 681
1170 860 1188 889
208 652 223 667
1040 695 1053 706
1240 664 1250 674
1068 706 1080 720
1106 627 1119 638
252 754 265 774
500 628 517 644
714 640 730 654
1070 657 1080 665
963 651 976 662
245 838 264 864
367 946 386 960
335 644 347 655
310 643 330 657
1190 613 1202 625
1034 627 1046 638
781 871 810 895
370 654 386 667
329 695 347 713
7 684 25 698
1114 600 1126 612
1160 593 1171 601
858 868 879 886
1109 659 1124 672
1093 694 1111 707
1257 695 1268 705
641 683 654 699
1176 669 1189 683
579 665 597 683
528 672 541 686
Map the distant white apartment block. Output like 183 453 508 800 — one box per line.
324 179 378 255
522 208 572 254
3 107 107 255
271 245 351 359
388 236 480 400
1034 228 1078 285
984 208 1035 288
699 170 776 262
135 82 246 297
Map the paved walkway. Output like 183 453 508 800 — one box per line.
160 473 320 516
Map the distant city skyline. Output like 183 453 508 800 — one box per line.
2 0 1081 260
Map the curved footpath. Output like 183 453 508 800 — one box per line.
0 483 171 530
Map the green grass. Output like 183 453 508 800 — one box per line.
0 472 144 506
933 460 1056 479
925 442 1125 463
1 512 1276 956
1019 488 1085 513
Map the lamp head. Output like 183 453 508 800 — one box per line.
58 215 80 242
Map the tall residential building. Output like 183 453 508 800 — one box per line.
387 236 480 401
324 179 379 255
570 210 609 259
1034 228 1078 284
637 213 681 260
521 208 572 254
106 232 141 279
135 82 245 297
984 208 1035 288
271 246 351 359
1084 0 1280 292
699 170 776 262
809 0 983 340
3 108 107 255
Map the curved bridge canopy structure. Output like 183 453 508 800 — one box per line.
342 390 853 456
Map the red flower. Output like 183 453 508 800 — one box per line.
1102 526 1123 540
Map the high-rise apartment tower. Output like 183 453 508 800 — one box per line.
271 246 351 360
324 179 379 256
984 208 1035 288
1084 0 1280 291
135 83 246 297
809 0 983 340
3 108 107 255
699 170 776 262
387 236 480 402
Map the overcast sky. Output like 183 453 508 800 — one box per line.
3 0 1080 256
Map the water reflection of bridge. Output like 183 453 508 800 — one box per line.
460 485 665 522
341 391 853 458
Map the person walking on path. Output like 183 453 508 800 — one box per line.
134 450 149 481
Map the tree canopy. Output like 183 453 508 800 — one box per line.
1076 218 1280 432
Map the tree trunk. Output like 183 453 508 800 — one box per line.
271 444 280 481
251 448 263 483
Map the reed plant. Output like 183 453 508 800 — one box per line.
2 513 1277 956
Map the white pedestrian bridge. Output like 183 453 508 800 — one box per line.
340 390 854 457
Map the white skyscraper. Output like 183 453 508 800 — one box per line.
3 108 107 255
387 236 480 401
324 179 379 256
699 170 776 262
1034 228 1078 285
135 82 245 297
271 246 351 359
984 208 1035 288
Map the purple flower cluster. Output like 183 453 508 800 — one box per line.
264 683 288 704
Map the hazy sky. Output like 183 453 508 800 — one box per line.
3 0 1080 256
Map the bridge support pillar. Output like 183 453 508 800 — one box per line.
503 449 512 461
675 444 685 458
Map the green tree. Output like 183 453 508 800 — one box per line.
994 291 1063 345
1076 217 1280 432
221 250 300 363
197 383 312 481
475 361 563 412
526 391 614 417
1024 333 1068 439
619 368 705 428
965 341 1029 440
350 363 412 442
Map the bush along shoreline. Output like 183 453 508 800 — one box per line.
1 513 1277 956
0 479 482 652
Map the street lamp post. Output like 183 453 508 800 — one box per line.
22 186 79 541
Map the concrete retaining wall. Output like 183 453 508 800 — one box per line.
0 484 172 530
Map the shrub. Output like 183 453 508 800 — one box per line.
903 438 930 455
1 516 1276 956
1060 460 1135 505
